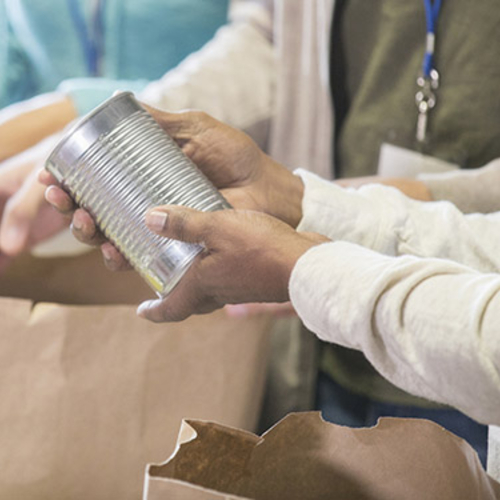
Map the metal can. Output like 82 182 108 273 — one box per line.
46 92 230 297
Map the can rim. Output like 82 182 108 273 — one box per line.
45 91 138 169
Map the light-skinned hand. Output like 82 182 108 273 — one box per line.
0 136 70 266
225 301 297 318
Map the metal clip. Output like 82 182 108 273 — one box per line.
415 69 439 144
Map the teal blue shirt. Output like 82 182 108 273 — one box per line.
0 0 229 114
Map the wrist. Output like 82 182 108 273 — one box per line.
273 232 330 302
261 157 304 228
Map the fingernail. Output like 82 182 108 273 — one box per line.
137 299 157 318
146 211 168 232
101 244 114 261
72 216 82 231
35 167 45 180
44 185 57 204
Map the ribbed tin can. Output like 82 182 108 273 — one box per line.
46 92 230 297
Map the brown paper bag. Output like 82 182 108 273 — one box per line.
0 252 272 500
0 249 152 305
145 412 500 500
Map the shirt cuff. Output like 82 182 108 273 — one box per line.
294 169 394 254
58 78 149 116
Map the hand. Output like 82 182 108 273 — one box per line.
225 302 297 318
136 205 329 322
42 106 306 270
336 176 432 201
0 136 70 262
0 92 77 162
144 107 305 224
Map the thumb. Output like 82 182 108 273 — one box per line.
141 105 211 148
141 105 189 139
145 205 213 244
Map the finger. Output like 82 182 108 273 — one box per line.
141 104 210 149
225 302 296 318
145 205 213 245
0 173 46 255
137 291 220 323
71 208 106 246
101 242 132 271
137 298 185 323
0 208 29 255
141 105 190 139
44 185 75 214
38 168 58 186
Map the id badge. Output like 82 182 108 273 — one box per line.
377 143 459 178
488 426 500 481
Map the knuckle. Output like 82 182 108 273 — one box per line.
186 110 206 122
172 210 190 241
196 111 210 124
182 142 196 158
200 219 214 243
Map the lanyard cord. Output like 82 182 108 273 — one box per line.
415 0 443 146
67 0 105 76
422 0 442 78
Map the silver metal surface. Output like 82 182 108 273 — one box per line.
46 92 230 296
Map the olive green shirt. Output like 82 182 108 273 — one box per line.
324 0 500 407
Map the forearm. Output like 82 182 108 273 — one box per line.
139 5 275 148
289 241 500 425
296 170 500 272
0 93 76 161
418 158 500 213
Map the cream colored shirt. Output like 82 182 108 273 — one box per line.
291 170 500 476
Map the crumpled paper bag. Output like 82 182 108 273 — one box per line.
145 412 500 500
0 252 272 500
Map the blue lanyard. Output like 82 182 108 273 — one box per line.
422 0 442 78
67 0 105 77
415 0 443 146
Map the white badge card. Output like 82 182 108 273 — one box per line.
377 143 459 179
488 425 500 482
